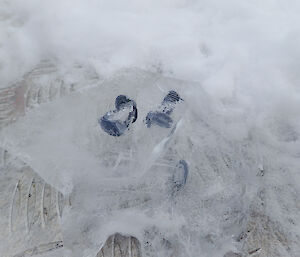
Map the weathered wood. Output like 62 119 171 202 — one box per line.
97 233 142 257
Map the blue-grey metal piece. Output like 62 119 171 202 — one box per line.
145 91 182 128
162 90 182 104
145 111 173 128
115 95 131 110
99 112 128 137
172 160 189 195
115 95 138 123
99 95 137 136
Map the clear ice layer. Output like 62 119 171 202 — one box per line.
1 68 300 257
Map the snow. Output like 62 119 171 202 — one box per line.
0 0 300 256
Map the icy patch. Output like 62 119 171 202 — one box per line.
2 70 293 256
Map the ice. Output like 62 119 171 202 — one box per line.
1 68 299 257
1 0 300 256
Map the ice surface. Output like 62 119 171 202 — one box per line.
1 0 300 256
1 68 300 257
